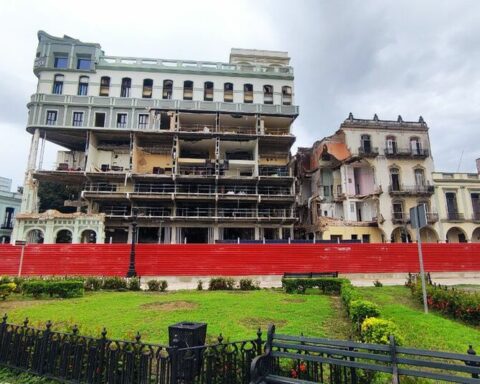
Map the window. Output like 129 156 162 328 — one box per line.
94 113 106 127
163 80 173 99
362 234 370 243
3 207 14 229
386 135 397 154
390 167 400 191
361 134 372 153
142 79 153 98
446 192 459 219
54 56 68 68
263 85 273 104
77 76 89 96
138 114 149 129
183 80 193 100
120 78 131 97
410 137 422 155
330 235 342 242
244 84 253 103
77 57 91 70
224 82 233 102
392 201 404 221
204 81 214 101
282 86 292 105
72 112 83 127
117 113 127 128
99 76 110 96
414 168 425 186
52 74 64 94
46 110 57 125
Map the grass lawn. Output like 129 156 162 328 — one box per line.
1 290 348 344
357 286 480 353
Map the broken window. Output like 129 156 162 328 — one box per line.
244 84 253 103
138 114 149 129
163 80 173 99
99 76 110 96
94 112 106 127
360 134 372 153
120 77 131 97
204 81 214 101
183 80 193 100
52 74 64 94
224 82 233 102
46 110 57 125
72 112 83 127
77 76 89 96
117 113 127 128
282 86 292 105
392 200 404 221
263 85 273 104
142 79 153 98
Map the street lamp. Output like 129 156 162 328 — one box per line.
127 209 138 277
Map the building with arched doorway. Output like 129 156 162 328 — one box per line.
0 177 22 244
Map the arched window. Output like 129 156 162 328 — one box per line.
99 76 110 96
204 81 214 101
163 80 173 99
263 85 273 104
120 77 131 97
77 76 89 96
282 86 292 105
385 135 397 155
390 167 401 192
410 137 422 155
244 84 253 103
224 82 233 102
81 229 97 243
414 168 425 187
52 74 64 95
142 79 153 98
55 229 72 244
183 80 193 100
360 134 372 154
26 229 44 244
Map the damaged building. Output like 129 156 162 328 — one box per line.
13 31 298 244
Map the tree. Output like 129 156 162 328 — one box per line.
38 181 82 213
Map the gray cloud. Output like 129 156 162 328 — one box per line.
0 0 478 189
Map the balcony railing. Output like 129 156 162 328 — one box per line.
137 207 172 217
264 127 291 136
176 208 215 217
101 206 130 216
384 147 429 158
446 212 465 221
426 212 439 223
178 166 215 176
84 183 121 193
259 166 289 177
388 185 434 195
392 211 409 224
358 147 379 157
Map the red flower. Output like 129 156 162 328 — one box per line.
291 369 298 378
299 362 307 373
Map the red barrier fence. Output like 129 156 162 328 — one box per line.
1 243 479 277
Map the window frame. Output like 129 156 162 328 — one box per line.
163 80 173 99
77 76 89 96
94 112 106 128
183 80 194 100
282 86 292 105
99 76 110 97
45 110 58 126
224 82 234 102
52 74 64 95
120 77 132 98
76 57 92 70
204 81 214 101
72 111 84 127
142 79 153 99
244 83 253 103
263 85 274 104
116 113 128 128
54 56 68 69
138 113 149 129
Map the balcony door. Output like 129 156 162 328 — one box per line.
390 168 400 191
410 137 421 155
414 169 425 187
386 136 397 154
472 193 480 220
361 135 371 153
392 202 403 221
446 192 458 219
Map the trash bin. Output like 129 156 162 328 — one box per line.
169 322 207 380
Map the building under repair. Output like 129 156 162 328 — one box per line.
13 31 298 244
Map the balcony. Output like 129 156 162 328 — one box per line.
1 224 13 230
389 184 434 196
137 207 172 217
178 165 215 176
264 127 291 136
426 212 439 223
446 212 465 222
259 166 289 177
384 147 429 159
392 211 409 224
357 146 379 158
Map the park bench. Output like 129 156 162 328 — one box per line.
283 272 338 279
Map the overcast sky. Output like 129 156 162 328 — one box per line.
1 0 479 188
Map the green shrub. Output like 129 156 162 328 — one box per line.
0 283 16 300
361 317 404 345
102 277 127 290
12 277 25 293
147 280 160 291
349 300 381 325
23 280 84 298
128 277 141 291
209 277 236 290
22 281 47 298
84 277 103 291
159 280 168 292
373 280 383 287
282 277 349 294
239 278 259 291
197 280 203 291
0 276 12 284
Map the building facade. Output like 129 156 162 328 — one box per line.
0 178 22 243
13 31 298 244
295 114 439 243
432 161 480 243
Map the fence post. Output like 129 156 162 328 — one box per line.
466 345 479 379
389 335 399 384
169 335 180 384
0 314 7 361
256 328 263 355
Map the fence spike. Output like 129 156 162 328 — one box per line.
135 332 141 343
218 333 224 344
2 313 7 323
23 318 29 327
257 327 262 339
101 327 107 339
72 324 78 335
45 320 52 330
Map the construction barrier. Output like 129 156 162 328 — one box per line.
0 243 479 276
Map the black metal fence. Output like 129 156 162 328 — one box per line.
1 315 480 383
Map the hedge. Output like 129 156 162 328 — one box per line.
23 280 84 298
282 277 350 294
0 283 16 300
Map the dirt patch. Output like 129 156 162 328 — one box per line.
0 299 41 313
282 297 306 304
240 317 288 330
140 301 198 311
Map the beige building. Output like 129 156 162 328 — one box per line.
432 160 480 243
295 113 439 243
